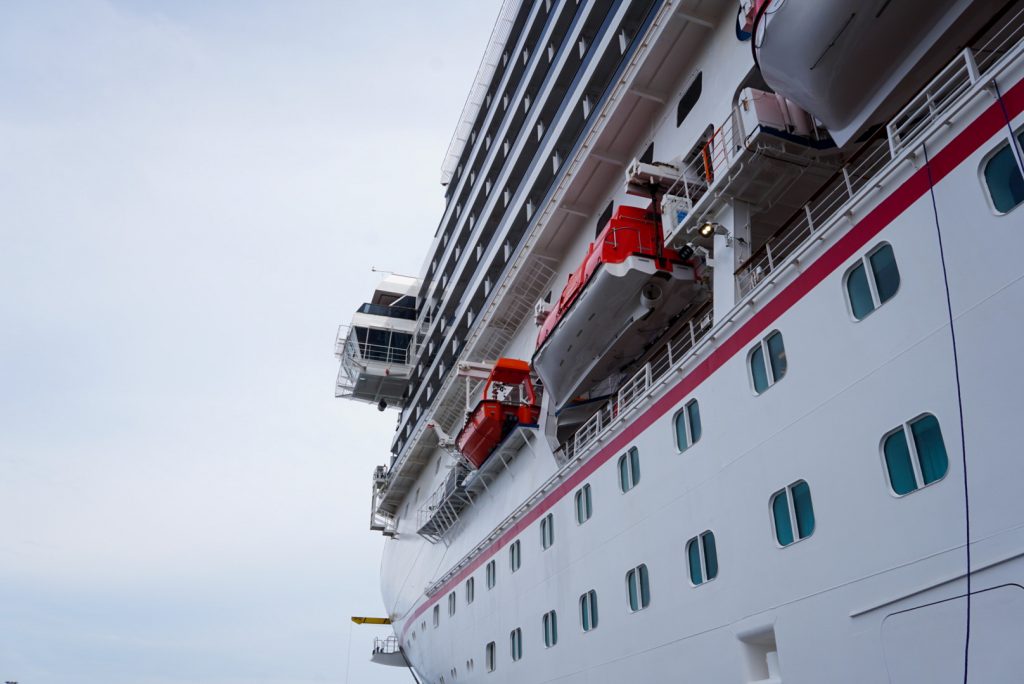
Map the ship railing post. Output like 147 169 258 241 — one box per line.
689 319 696 349
644 363 653 391
842 166 854 199
765 241 775 272
804 204 815 233
963 47 981 84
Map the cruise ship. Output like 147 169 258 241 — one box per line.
334 1 1024 681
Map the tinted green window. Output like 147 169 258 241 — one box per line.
675 400 702 451
766 332 787 380
626 565 649 611
703 532 718 580
883 429 917 495
580 590 598 631
984 139 1024 212
687 400 702 444
847 263 874 319
884 414 948 495
792 481 815 539
619 454 630 491
870 245 900 303
687 538 702 585
912 415 948 485
771 491 794 546
750 344 769 393
619 447 640 491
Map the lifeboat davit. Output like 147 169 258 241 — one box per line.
456 359 541 469
532 205 707 410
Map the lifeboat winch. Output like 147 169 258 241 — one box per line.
456 358 541 469
532 205 707 410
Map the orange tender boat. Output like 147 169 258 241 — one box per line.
456 359 540 469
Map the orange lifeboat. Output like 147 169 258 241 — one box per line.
456 359 540 469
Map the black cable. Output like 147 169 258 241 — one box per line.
921 140 971 684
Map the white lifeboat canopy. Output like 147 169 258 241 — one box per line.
753 0 1004 147
334 274 420 410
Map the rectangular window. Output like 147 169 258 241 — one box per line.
618 447 641 492
575 484 593 524
543 610 558 648
448 591 456 617
466 577 475 604
983 130 1024 213
771 480 815 547
486 560 496 589
883 413 949 496
686 531 718 585
625 564 651 612
749 331 787 394
579 590 599 632
510 627 522 662
433 604 440 628
674 399 702 451
486 641 496 672
540 513 554 550
509 540 521 573
846 243 901 320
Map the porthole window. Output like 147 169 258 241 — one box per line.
466 577 475 605
983 131 1024 213
882 413 949 496
674 399 702 451
542 610 558 648
579 590 599 632
510 627 523 662
540 513 554 550
486 641 496 672
749 331 787 394
575 484 593 524
625 564 651 612
686 531 718 585
509 540 521 573
618 447 641 492
845 243 901 320
770 480 815 547
486 560 496 590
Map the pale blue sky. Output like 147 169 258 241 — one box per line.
0 2 499 682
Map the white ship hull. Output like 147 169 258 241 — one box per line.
336 0 1024 681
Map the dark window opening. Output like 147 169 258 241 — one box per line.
596 201 613 237
639 141 654 164
677 72 703 127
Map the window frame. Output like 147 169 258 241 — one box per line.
540 513 554 550
686 530 718 586
579 589 599 632
574 483 593 525
433 604 440 628
509 539 521 573
625 563 651 612
466 577 475 605
618 446 641 493
980 127 1024 215
843 242 901 321
748 330 787 395
769 480 815 548
880 412 950 497
542 610 558 648
486 560 496 590
674 398 702 452
510 627 522 662
448 591 457 617
486 641 496 672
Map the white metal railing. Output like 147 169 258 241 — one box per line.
562 303 713 462
373 636 400 656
